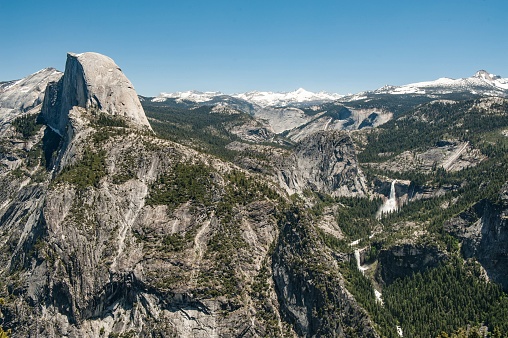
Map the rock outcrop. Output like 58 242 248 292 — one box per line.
273 210 380 337
0 68 62 130
5 51 507 337
277 131 368 197
0 52 294 337
41 52 151 134
377 244 448 285
444 185 508 290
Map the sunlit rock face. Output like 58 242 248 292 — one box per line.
41 52 151 135
0 67 62 131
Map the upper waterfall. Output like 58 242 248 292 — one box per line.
377 180 398 218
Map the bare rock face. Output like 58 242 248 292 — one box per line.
273 210 380 337
444 185 508 290
277 131 367 197
0 68 63 130
377 244 448 285
41 52 151 134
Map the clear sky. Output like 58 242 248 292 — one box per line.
1 0 507 96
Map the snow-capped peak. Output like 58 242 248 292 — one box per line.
153 90 224 103
360 70 508 96
473 70 500 81
232 88 342 107
152 88 343 107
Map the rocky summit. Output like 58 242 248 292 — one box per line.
0 53 508 337
41 52 151 135
0 68 62 131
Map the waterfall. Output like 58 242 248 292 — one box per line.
389 180 396 200
354 249 367 274
354 249 361 270
377 180 398 218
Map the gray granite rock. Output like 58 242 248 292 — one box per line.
41 52 151 134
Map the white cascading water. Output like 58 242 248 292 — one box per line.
354 249 367 274
377 180 398 218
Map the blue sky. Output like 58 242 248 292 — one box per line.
1 0 507 96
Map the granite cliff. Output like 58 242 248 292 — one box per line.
41 52 151 135
0 68 62 131
0 53 382 337
1 53 508 337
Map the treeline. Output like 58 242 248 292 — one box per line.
379 149 508 237
383 258 508 337
143 105 244 160
359 99 508 163
335 196 382 240
55 147 107 190
311 194 382 240
146 162 214 211
340 258 399 337
12 113 43 138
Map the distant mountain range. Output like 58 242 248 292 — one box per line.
147 70 508 108
2 53 508 337
3 68 507 141
151 88 343 107
343 70 508 102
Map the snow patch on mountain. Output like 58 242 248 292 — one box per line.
0 67 63 130
153 88 343 107
154 90 224 103
342 70 508 102
372 70 508 96
233 88 343 107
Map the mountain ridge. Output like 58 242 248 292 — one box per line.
343 70 508 101
153 88 343 107
149 70 508 108
40 52 151 135
1 54 508 336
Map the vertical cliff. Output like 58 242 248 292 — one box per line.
272 208 380 337
444 184 508 290
277 131 368 197
0 52 294 337
41 52 151 135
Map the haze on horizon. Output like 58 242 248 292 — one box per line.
1 0 507 96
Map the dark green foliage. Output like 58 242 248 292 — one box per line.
55 148 107 189
251 261 285 337
383 259 507 337
162 234 186 252
274 207 383 337
340 93 460 117
146 162 214 210
199 214 248 298
26 143 43 168
107 331 136 338
9 168 24 179
143 105 243 160
487 295 508 334
358 100 508 163
93 114 128 128
340 258 399 337
220 170 279 209
111 152 139 185
363 166 429 188
12 113 42 138
335 196 383 240
317 229 351 253
339 99 508 336
198 171 279 299
310 193 382 241
378 150 508 237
